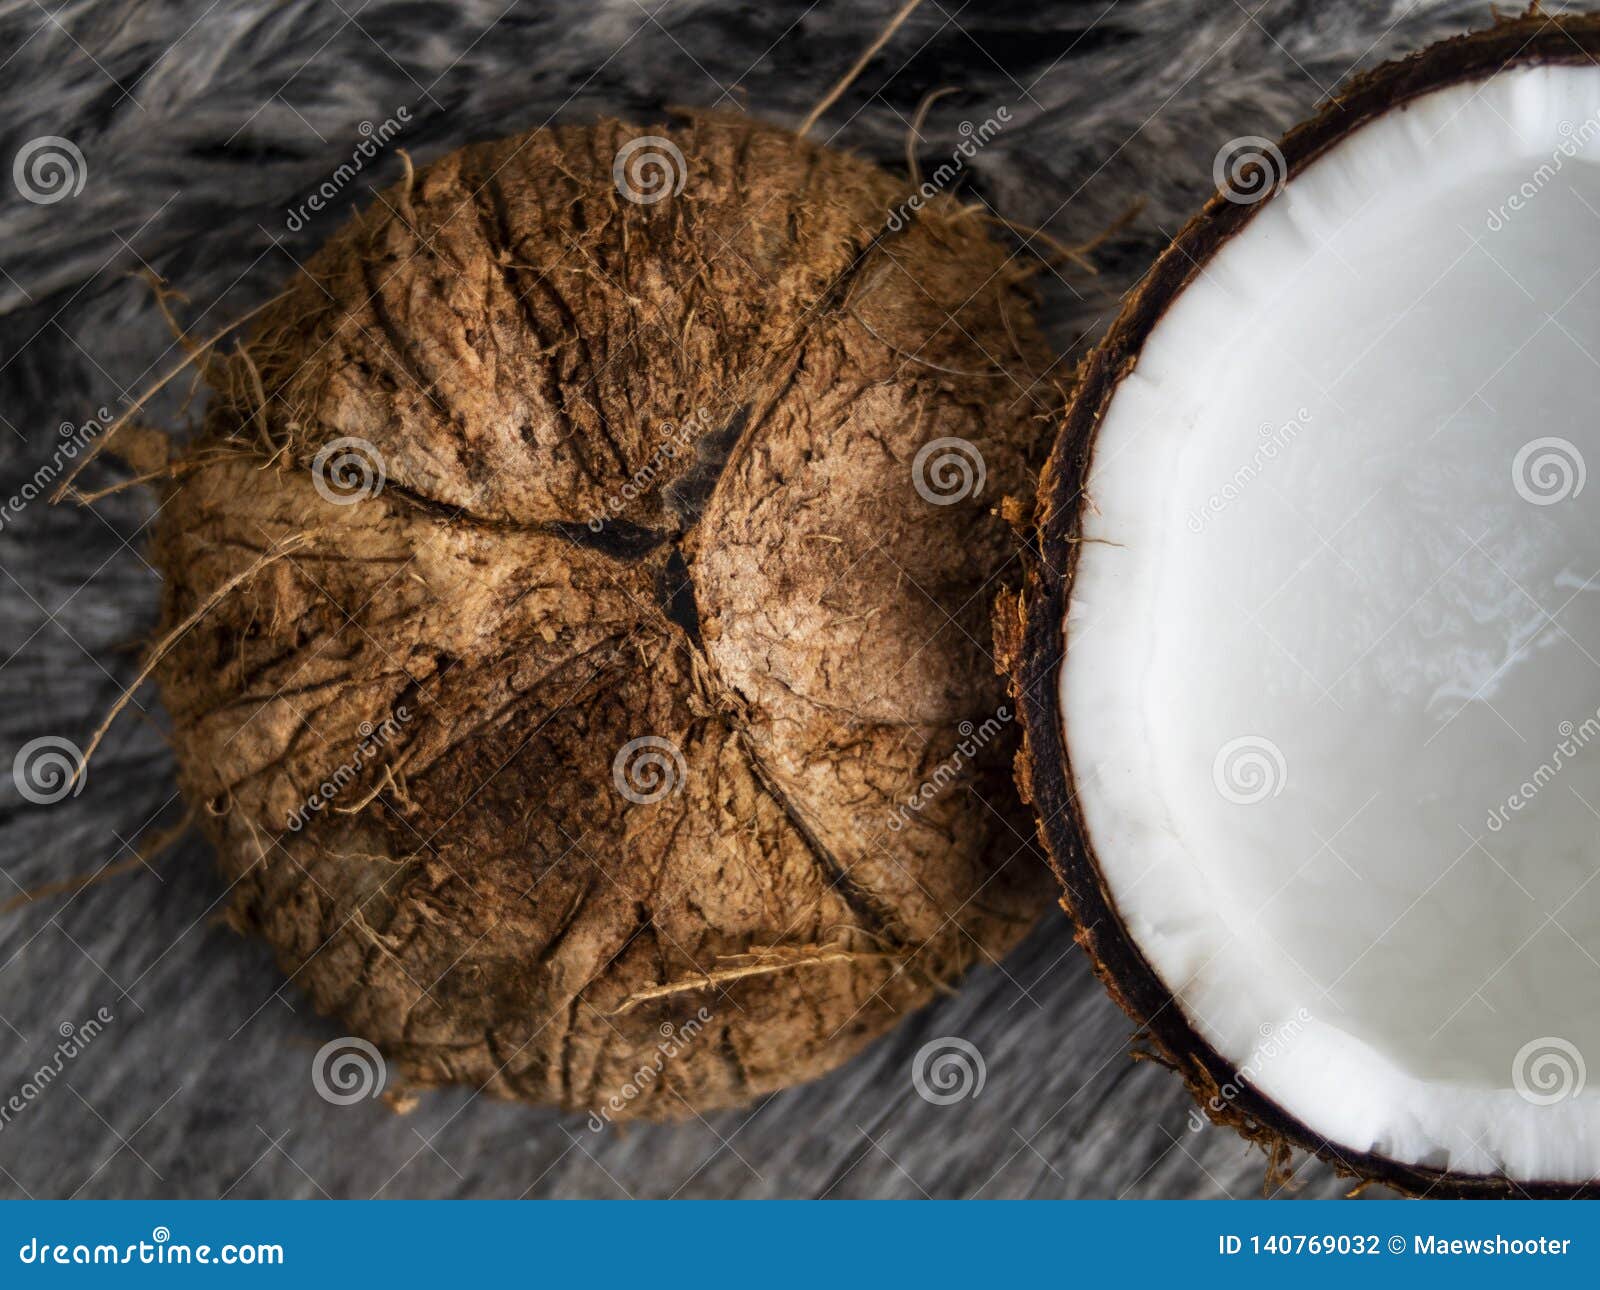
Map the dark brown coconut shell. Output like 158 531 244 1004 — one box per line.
1000 10 1600 1199
148 115 1058 1120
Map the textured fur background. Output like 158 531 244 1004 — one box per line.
0 0 1559 1200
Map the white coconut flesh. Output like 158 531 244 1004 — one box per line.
1064 64 1600 1183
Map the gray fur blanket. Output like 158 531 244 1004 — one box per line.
0 0 1538 1199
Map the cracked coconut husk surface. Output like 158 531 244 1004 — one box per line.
147 114 1056 1118
1002 9 1600 1198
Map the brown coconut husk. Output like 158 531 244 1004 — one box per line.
98 106 1063 1121
1003 6 1600 1199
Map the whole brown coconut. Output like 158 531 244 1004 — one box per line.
142 115 1055 1120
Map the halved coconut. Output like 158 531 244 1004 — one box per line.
1005 12 1600 1196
